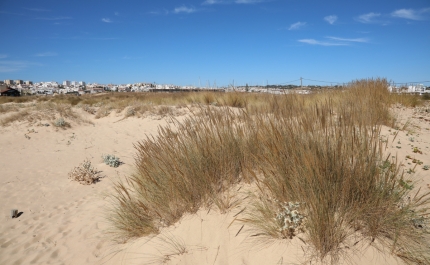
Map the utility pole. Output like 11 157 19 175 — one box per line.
300 77 303 88
199 77 201 88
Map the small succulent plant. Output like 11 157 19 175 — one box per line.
54 117 66 127
275 202 305 239
413 147 422 154
102 154 121 168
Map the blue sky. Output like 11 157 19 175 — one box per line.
0 0 429 86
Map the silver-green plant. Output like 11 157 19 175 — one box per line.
275 202 305 239
126 107 135 117
102 154 121 167
54 117 66 127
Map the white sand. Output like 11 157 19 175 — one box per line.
1 106 429 265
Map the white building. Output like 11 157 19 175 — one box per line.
79 81 86 86
71 81 78 86
41 82 57 88
63 80 71 86
408 84 426 93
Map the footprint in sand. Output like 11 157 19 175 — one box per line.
1 238 15 248
51 249 59 258
91 241 106 258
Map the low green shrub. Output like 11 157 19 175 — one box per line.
102 154 121 167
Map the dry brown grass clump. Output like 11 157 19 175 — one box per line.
106 79 430 263
68 160 100 185
107 107 256 241
245 105 430 263
0 101 87 126
242 79 430 263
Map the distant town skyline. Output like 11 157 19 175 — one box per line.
0 0 429 86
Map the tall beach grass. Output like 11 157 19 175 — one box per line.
106 79 430 263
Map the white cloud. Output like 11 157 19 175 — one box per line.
0 60 38 72
299 36 370 46
174 6 196 14
324 15 337 25
298 39 346 46
102 18 112 23
114 12 120 16
356 12 381 23
0 54 7 59
35 52 57 57
288 21 306 30
391 8 430 20
326 36 368 43
202 0 223 4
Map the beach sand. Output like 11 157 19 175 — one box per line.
1 106 429 265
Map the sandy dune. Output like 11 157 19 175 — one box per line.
0 111 169 265
1 106 429 265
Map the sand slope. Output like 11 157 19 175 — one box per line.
1 106 429 265
0 112 169 265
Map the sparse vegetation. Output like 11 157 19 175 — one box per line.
102 154 121 168
68 160 100 185
0 101 88 126
275 202 305 239
54 117 67 127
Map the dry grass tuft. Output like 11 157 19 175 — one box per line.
107 106 255 240
68 160 101 185
0 101 88 126
242 79 430 263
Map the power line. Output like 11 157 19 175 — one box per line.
392 81 430 85
274 79 301 85
259 78 429 87
302 78 343 84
